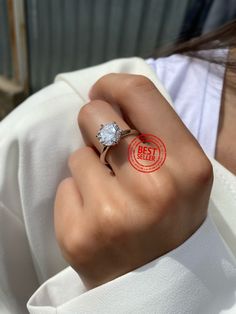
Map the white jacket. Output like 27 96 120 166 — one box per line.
0 57 235 314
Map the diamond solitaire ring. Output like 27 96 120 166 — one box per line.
96 121 139 165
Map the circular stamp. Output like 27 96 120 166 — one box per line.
128 133 166 173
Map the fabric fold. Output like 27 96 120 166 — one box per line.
27 214 236 313
0 56 235 313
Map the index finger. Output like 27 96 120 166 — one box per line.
89 73 197 155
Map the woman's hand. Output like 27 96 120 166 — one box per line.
54 74 213 289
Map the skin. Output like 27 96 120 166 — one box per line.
54 74 213 289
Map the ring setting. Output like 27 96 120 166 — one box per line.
96 121 139 164
96 122 122 146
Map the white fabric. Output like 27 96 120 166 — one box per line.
0 57 235 314
146 53 226 158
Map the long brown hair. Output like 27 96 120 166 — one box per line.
149 19 236 72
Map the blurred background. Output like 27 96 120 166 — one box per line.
1 0 236 120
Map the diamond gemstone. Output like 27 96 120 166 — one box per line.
97 122 122 146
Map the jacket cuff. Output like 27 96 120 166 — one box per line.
27 214 236 314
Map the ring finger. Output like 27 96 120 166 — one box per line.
78 99 138 176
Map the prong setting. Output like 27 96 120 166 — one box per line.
96 122 122 146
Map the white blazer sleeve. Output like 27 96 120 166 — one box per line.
0 57 235 314
27 214 236 314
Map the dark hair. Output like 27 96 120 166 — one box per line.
150 19 236 73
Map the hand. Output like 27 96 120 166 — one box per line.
54 74 213 289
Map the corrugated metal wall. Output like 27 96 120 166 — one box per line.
25 0 190 92
0 0 12 79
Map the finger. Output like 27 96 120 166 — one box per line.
54 177 83 247
78 99 138 174
89 73 199 156
68 146 116 200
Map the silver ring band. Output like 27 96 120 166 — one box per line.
100 129 139 164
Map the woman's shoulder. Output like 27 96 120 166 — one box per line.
146 52 225 100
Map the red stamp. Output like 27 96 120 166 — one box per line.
128 134 166 173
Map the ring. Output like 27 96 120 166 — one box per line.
96 121 139 165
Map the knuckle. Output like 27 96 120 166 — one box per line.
99 206 125 243
68 146 94 169
68 150 78 170
54 178 71 219
133 177 154 201
104 225 125 246
122 75 155 94
135 173 178 215
62 233 80 261
56 177 73 194
192 155 213 186
157 178 178 209
62 231 90 265
153 177 177 208
78 102 91 117
55 177 74 208
77 102 93 127
78 100 107 127
96 73 116 86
